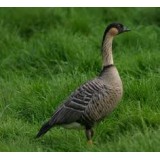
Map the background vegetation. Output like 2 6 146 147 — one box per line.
0 8 160 151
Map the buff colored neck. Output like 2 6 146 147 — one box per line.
102 34 114 67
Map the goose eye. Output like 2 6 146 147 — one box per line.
117 24 121 28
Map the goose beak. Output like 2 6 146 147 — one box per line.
123 26 131 32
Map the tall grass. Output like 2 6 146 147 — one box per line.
0 8 160 151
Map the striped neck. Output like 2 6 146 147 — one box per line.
102 34 114 67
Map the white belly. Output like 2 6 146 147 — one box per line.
62 122 84 130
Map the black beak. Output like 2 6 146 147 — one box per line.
123 26 131 32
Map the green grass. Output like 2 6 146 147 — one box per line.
0 8 160 152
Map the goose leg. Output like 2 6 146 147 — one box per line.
85 128 94 144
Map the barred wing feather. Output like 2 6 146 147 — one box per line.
49 79 106 126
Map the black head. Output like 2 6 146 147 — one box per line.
105 22 130 35
102 22 130 42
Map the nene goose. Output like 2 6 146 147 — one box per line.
36 22 130 144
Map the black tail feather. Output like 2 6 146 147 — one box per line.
36 121 52 138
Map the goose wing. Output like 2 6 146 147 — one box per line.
36 78 107 138
49 78 105 125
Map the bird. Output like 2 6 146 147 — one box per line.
36 22 130 144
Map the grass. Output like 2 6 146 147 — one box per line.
0 8 160 152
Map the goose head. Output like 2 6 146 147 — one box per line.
103 22 130 38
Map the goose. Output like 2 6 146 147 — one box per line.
36 22 130 144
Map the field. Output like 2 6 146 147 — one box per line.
0 8 160 152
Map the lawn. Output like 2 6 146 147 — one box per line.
0 8 160 152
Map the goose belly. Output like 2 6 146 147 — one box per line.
85 87 123 122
